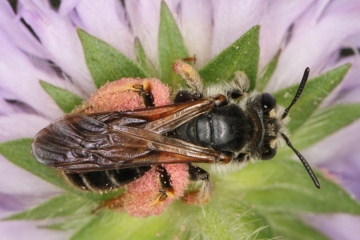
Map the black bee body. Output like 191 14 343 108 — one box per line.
171 103 249 153
64 167 151 192
32 63 320 205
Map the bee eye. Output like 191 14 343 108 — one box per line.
261 93 276 111
261 147 277 160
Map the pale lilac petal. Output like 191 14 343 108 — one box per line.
125 0 180 67
0 1 46 59
0 114 50 142
0 221 72 240
322 55 360 105
324 152 360 199
18 0 96 96
210 0 267 57
179 0 213 68
0 33 64 119
58 0 79 15
70 0 135 59
267 0 360 91
304 214 360 240
259 0 315 71
304 118 360 167
125 0 162 66
0 99 18 116
0 156 62 217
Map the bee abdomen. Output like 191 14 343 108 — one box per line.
64 166 152 191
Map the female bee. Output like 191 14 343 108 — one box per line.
31 60 319 216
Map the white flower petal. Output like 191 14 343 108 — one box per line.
267 1 360 91
18 0 96 96
179 0 213 68
210 0 267 57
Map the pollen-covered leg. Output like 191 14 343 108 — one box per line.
132 80 155 107
94 194 126 213
153 165 175 204
173 59 203 96
182 164 214 205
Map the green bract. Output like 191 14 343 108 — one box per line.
1 2 360 239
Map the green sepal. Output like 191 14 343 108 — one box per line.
4 193 96 220
40 81 83 113
70 211 175 240
134 37 156 77
264 211 328 240
40 215 94 231
274 64 351 133
77 28 148 88
223 160 360 214
199 25 260 90
158 1 189 89
256 50 280 91
292 103 360 151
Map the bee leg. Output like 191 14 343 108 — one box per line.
173 60 204 99
154 165 175 203
93 194 126 214
182 164 214 205
132 80 155 107
226 71 249 100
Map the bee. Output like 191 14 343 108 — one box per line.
31 60 320 215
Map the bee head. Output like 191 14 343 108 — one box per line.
261 68 320 188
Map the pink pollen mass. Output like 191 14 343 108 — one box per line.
84 78 171 113
123 164 189 217
85 77 190 217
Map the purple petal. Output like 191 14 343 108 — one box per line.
179 0 213 68
259 0 315 71
0 156 62 217
303 118 360 200
322 55 360 105
58 0 79 15
210 0 267 57
69 0 135 59
0 114 50 142
0 33 64 119
0 221 72 240
125 0 162 66
18 0 96 96
267 0 360 91
0 1 47 59
304 213 360 240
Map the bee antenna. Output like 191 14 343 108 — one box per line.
281 133 320 189
282 67 310 119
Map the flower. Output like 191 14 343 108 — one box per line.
1 0 360 239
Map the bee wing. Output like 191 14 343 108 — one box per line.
32 99 222 172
